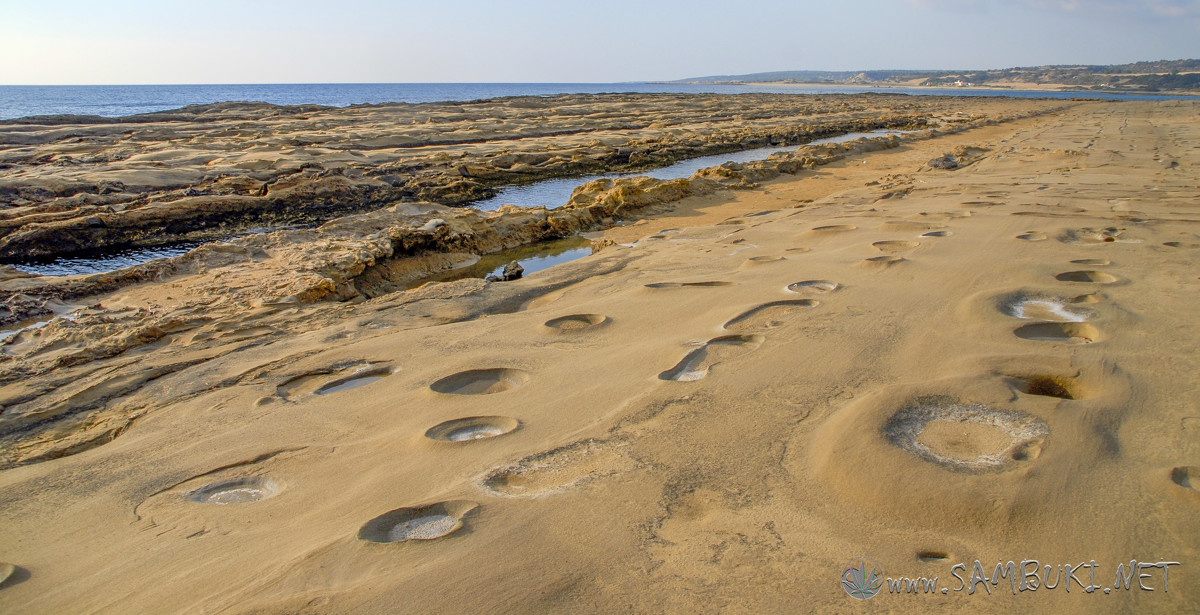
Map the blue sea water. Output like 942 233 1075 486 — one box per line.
0 82 1185 120
473 129 914 211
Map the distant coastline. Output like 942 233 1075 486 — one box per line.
661 80 1200 98
667 59 1200 97
0 81 1190 121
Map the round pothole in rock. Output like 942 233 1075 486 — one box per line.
1014 322 1102 344
315 367 392 395
544 314 609 332
1000 294 1090 322
746 255 785 264
921 231 951 238
425 416 520 442
1070 258 1111 266
787 280 839 293
430 368 529 395
1055 270 1119 284
883 399 1049 473
358 501 479 543
811 224 857 233
872 240 920 253
187 477 282 505
1171 466 1199 491
917 551 951 563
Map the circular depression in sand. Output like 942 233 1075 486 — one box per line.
544 313 609 332
811 224 857 233
999 293 1091 322
723 300 819 330
921 231 951 238
883 400 1049 473
425 416 520 442
1014 322 1102 344
315 367 392 395
430 368 529 395
1016 232 1047 241
872 240 920 253
187 477 282 505
746 255 785 264
358 501 478 543
644 281 736 289
862 255 904 268
881 221 939 232
1171 466 1198 491
1055 270 1120 284
787 280 839 293
1070 258 1111 266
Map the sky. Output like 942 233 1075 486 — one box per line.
1 0 1198 84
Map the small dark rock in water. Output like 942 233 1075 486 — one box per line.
928 154 959 170
486 261 524 282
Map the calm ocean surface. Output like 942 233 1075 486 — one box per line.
0 82 1185 120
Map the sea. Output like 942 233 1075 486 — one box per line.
0 82 1186 120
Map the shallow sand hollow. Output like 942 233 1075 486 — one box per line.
1 99 1199 613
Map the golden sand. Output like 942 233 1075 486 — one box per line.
1 99 1198 613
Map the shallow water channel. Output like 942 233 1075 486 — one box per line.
11 129 909 277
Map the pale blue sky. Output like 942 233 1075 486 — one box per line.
1 0 1197 84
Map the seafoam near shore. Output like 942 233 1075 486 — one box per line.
0 97 1198 613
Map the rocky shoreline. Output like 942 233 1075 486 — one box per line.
0 96 1067 467
0 93 1058 260
0 97 1059 332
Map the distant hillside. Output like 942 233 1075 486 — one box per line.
676 60 1200 93
678 70 937 84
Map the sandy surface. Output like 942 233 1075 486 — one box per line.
1 99 1198 613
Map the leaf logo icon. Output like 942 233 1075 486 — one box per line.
842 557 884 600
